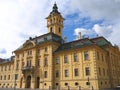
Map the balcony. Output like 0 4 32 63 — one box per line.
22 66 34 74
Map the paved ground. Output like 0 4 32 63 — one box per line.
0 88 116 90
0 89 38 90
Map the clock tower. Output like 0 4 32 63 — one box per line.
46 3 64 37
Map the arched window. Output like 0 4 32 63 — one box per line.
50 27 53 32
59 27 61 33
8 75 10 80
54 18 55 22
50 19 52 23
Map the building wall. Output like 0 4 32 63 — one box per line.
54 45 111 89
0 42 120 90
0 61 14 88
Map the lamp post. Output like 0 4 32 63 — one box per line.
13 74 16 90
87 77 90 88
12 52 16 90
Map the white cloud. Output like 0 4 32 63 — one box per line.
71 0 120 47
0 0 120 58
93 24 113 37
0 0 51 58
74 28 96 38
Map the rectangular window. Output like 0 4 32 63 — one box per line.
29 60 32 67
44 71 47 78
22 53 24 57
64 55 68 63
22 61 24 68
74 53 78 62
99 67 101 75
45 47 48 52
15 74 18 80
1 66 3 71
16 62 19 70
37 49 40 54
44 57 48 66
84 51 89 60
28 50 32 55
65 69 68 77
74 68 79 76
102 54 104 61
1 76 2 80
17 55 19 58
27 60 32 67
103 68 105 76
27 61 29 67
5 66 7 71
27 51 29 55
97 52 99 60
85 67 90 76
56 57 59 64
30 50 32 55
8 75 10 80
56 70 59 78
4 75 6 80
9 65 11 70
37 59 40 66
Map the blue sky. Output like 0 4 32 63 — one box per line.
0 0 120 58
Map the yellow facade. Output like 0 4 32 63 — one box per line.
0 57 14 88
0 3 120 90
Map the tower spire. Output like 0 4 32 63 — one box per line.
46 3 64 37
50 2 60 14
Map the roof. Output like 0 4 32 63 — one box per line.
0 56 15 64
0 58 5 62
15 32 63 51
91 36 112 46
55 36 112 52
46 3 64 19
55 38 94 52
50 3 60 15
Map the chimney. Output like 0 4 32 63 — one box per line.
76 32 82 40
63 37 67 43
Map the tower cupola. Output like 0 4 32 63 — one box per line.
46 3 64 37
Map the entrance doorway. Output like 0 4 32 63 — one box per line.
26 75 31 88
36 77 40 88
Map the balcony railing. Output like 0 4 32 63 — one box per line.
22 66 34 74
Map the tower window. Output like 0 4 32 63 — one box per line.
44 57 48 66
50 27 53 32
50 19 52 23
59 20 61 22
59 27 61 33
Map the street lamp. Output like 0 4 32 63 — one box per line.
13 74 17 90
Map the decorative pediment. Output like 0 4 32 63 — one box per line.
23 40 35 49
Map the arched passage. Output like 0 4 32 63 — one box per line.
26 75 31 88
36 77 40 88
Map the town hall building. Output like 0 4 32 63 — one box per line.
0 3 120 90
